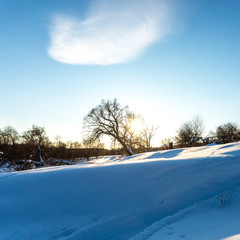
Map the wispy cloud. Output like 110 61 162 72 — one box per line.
48 0 173 65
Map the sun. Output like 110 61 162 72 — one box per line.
130 118 145 134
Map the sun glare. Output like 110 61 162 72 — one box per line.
130 119 145 133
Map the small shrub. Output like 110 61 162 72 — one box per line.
216 188 235 208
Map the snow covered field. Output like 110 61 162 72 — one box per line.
1 142 240 240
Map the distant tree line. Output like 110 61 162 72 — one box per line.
0 125 121 171
1 99 240 170
174 117 240 148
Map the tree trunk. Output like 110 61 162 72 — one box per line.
116 137 134 156
37 145 46 166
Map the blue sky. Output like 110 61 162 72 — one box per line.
1 0 240 145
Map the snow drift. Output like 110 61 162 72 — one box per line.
1 142 240 239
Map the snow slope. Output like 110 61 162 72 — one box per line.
144 186 240 240
1 142 240 240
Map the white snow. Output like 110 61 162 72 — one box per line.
131 185 240 240
1 142 240 240
141 186 240 240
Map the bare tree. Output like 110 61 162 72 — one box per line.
22 125 48 146
83 99 141 155
141 124 158 151
0 126 19 145
191 115 204 138
83 138 105 149
54 135 62 147
175 116 204 147
22 125 49 165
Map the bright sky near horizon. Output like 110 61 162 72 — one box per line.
1 0 240 146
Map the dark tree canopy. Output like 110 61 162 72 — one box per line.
22 125 49 146
175 116 204 147
22 125 49 165
216 122 240 143
0 126 19 145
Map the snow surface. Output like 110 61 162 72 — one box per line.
132 186 240 240
1 142 240 240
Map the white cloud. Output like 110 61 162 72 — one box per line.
48 0 172 65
